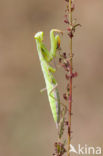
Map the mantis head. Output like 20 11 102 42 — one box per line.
52 29 63 49
34 32 44 42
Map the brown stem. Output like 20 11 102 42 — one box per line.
67 0 72 156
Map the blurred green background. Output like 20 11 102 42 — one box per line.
0 0 103 155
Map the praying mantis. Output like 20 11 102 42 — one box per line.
34 29 63 127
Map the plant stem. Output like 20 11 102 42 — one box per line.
68 0 72 156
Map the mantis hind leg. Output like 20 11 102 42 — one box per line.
49 83 58 100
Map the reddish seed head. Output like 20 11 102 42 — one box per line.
64 19 69 24
63 93 68 101
75 72 78 77
59 58 62 63
64 13 69 24
68 32 73 38
72 72 78 78
67 27 72 32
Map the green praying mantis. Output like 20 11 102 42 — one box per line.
34 29 63 127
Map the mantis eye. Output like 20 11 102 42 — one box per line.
57 37 60 49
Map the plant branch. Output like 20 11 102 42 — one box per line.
68 0 73 156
